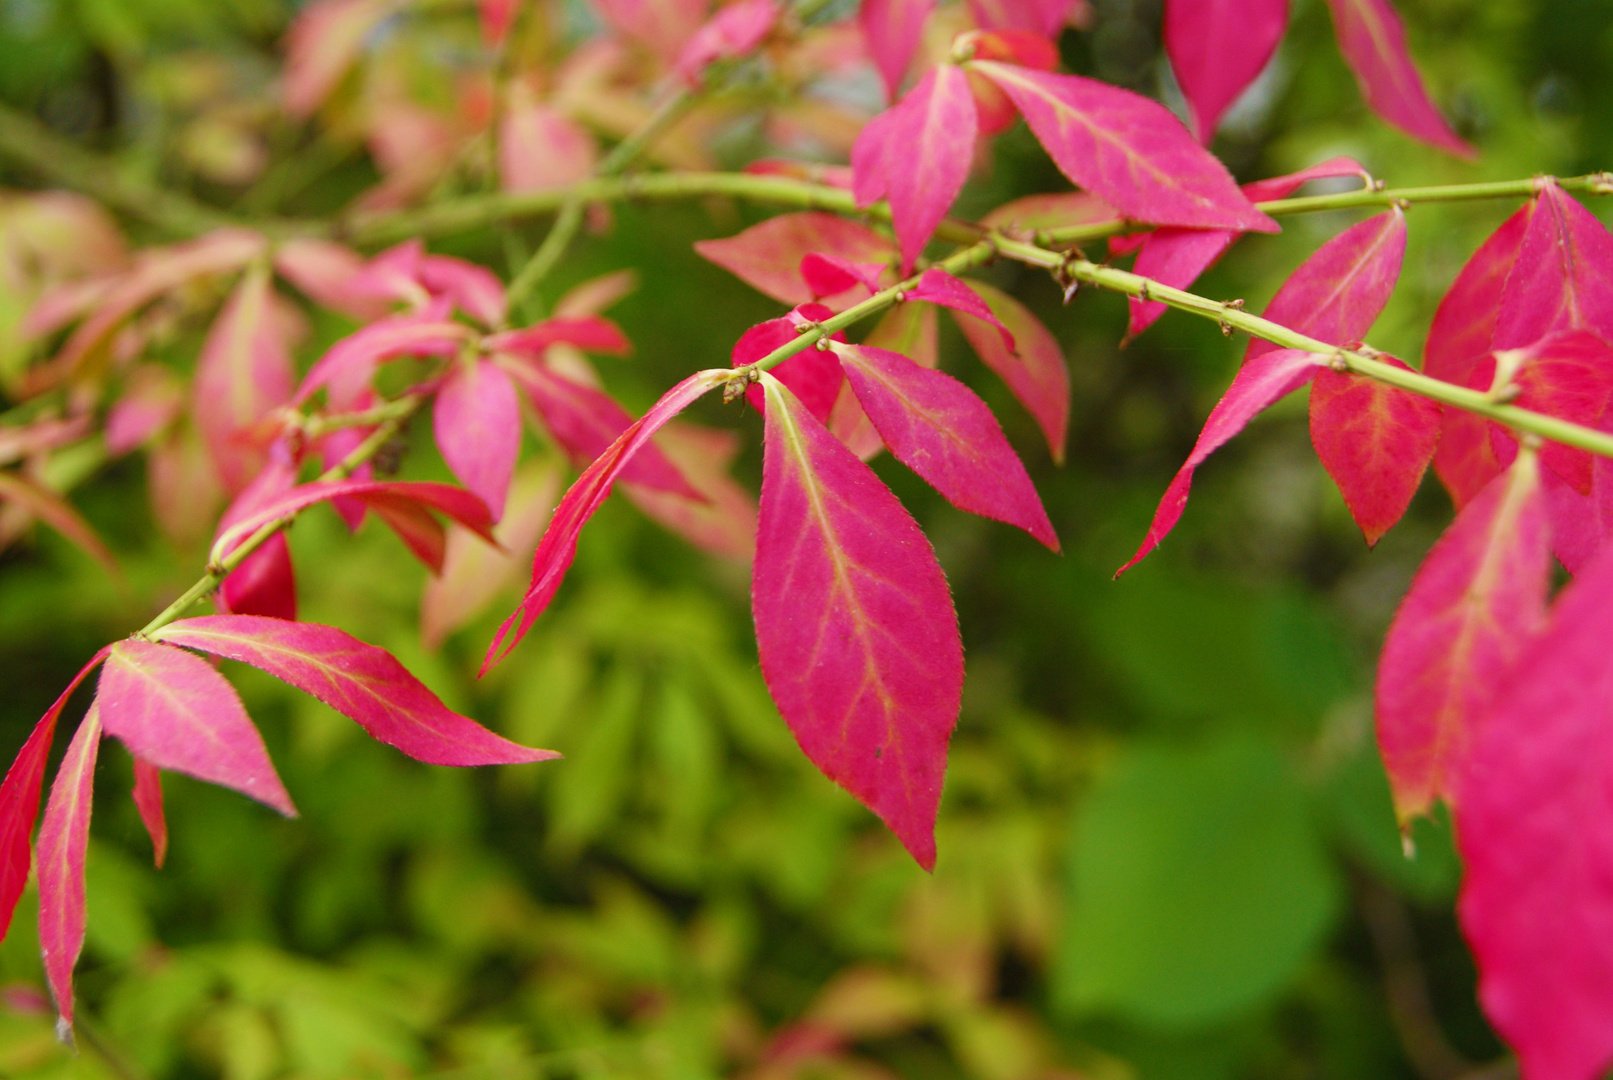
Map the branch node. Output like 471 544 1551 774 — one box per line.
1395 197 1412 211
723 368 759 403
1592 171 1613 195
1490 383 1522 404
1138 281 1151 302
1330 352 1351 373
1520 432 1544 451
814 336 830 350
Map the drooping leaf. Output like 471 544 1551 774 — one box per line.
0 650 107 942
860 0 934 99
0 471 117 574
1491 330 1613 495
1493 180 1613 352
130 757 166 869
486 370 732 667
435 358 521 521
1375 453 1548 823
1427 203 1533 508
833 343 1058 550
213 480 497 563
752 370 962 869
673 0 779 84
99 640 297 816
903 269 1014 348
1164 0 1289 143
695 213 896 307
1455 537 1613 1080
622 421 759 561
950 280 1069 462
37 704 100 1038
154 616 559 767
1322 0 1474 158
499 86 597 194
1246 208 1406 362
1118 349 1325 575
969 60 1277 233
1308 355 1442 544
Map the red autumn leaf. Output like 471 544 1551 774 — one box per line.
950 280 1069 463
1164 0 1289 143
1322 0 1474 158
969 60 1277 234
155 616 558 767
833 343 1058 550
1493 180 1613 352
751 370 963 870
485 369 732 667
800 253 887 298
1427 203 1532 508
435 358 522 521
856 64 978 272
673 0 779 85
1126 157 1370 338
958 28 1060 70
295 307 471 405
215 445 299 621
1544 441 1613 576
485 315 633 358
1118 348 1325 575
37 704 100 1038
499 89 598 194
130 757 166 869
422 461 562 649
213 480 497 564
1246 207 1406 362
903 269 1015 349
500 357 700 498
0 649 107 942
0 472 117 575
1455 536 1613 1080
1308 355 1442 544
731 311 845 424
281 0 400 117
622 421 759 561
272 238 393 321
193 264 302 493
1375 453 1547 823
694 213 897 307
860 0 934 99
1490 330 1613 495
98 640 297 816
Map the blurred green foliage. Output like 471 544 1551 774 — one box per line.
0 0 1607 1076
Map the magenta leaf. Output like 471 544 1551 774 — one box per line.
884 65 978 272
294 307 471 405
216 445 299 620
1164 0 1289 143
1246 208 1407 362
485 369 732 668
130 757 166 869
970 60 1277 233
418 254 508 329
800 253 888 299
1308 355 1442 545
904 269 1015 349
851 105 901 208
694 213 896 307
950 280 1069 463
860 0 934 99
833 343 1058 550
37 704 101 1038
500 357 701 498
1493 180 1613 352
485 316 632 359
1545 439 1613 576
731 312 845 423
1454 533 1613 1080
1323 0 1474 158
0 650 107 942
213 480 496 563
154 616 557 767
106 367 182 455
1376 453 1547 823
1119 348 1325 575
273 238 393 321
435 358 521 521
1492 330 1613 495
1427 203 1532 508
752 370 962 869
673 0 779 85
99 640 296 816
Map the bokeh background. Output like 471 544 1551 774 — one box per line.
0 0 1607 1076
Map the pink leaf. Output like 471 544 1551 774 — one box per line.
1376 453 1547 823
904 269 1014 349
970 60 1277 233
553 270 638 317
282 0 400 117
834 343 1058 550
866 65 978 272
215 445 299 621
99 640 296 815
1126 157 1370 338
732 313 845 423
193 265 301 493
949 280 1069 463
1164 0 1289 143
1308 355 1442 545
1544 432 1613 576
106 367 182 455
499 90 598 194
1427 204 1532 508
1322 0 1474 158
1493 180 1613 352
752 370 962 869
214 480 496 561
37 704 100 1038
485 316 632 359
294 308 471 405
272 238 393 321
1246 207 1406 362
695 214 897 307
485 369 732 668
435 358 521 520
860 0 934 99
501 358 700 497
851 106 900 208
800 253 887 299
130 757 166 869
0 472 118 575
417 255 508 329
1454 533 1613 1080
1118 348 1325 575
622 422 758 561
1491 330 1613 495
673 0 779 85
155 616 558 767
0 650 107 942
